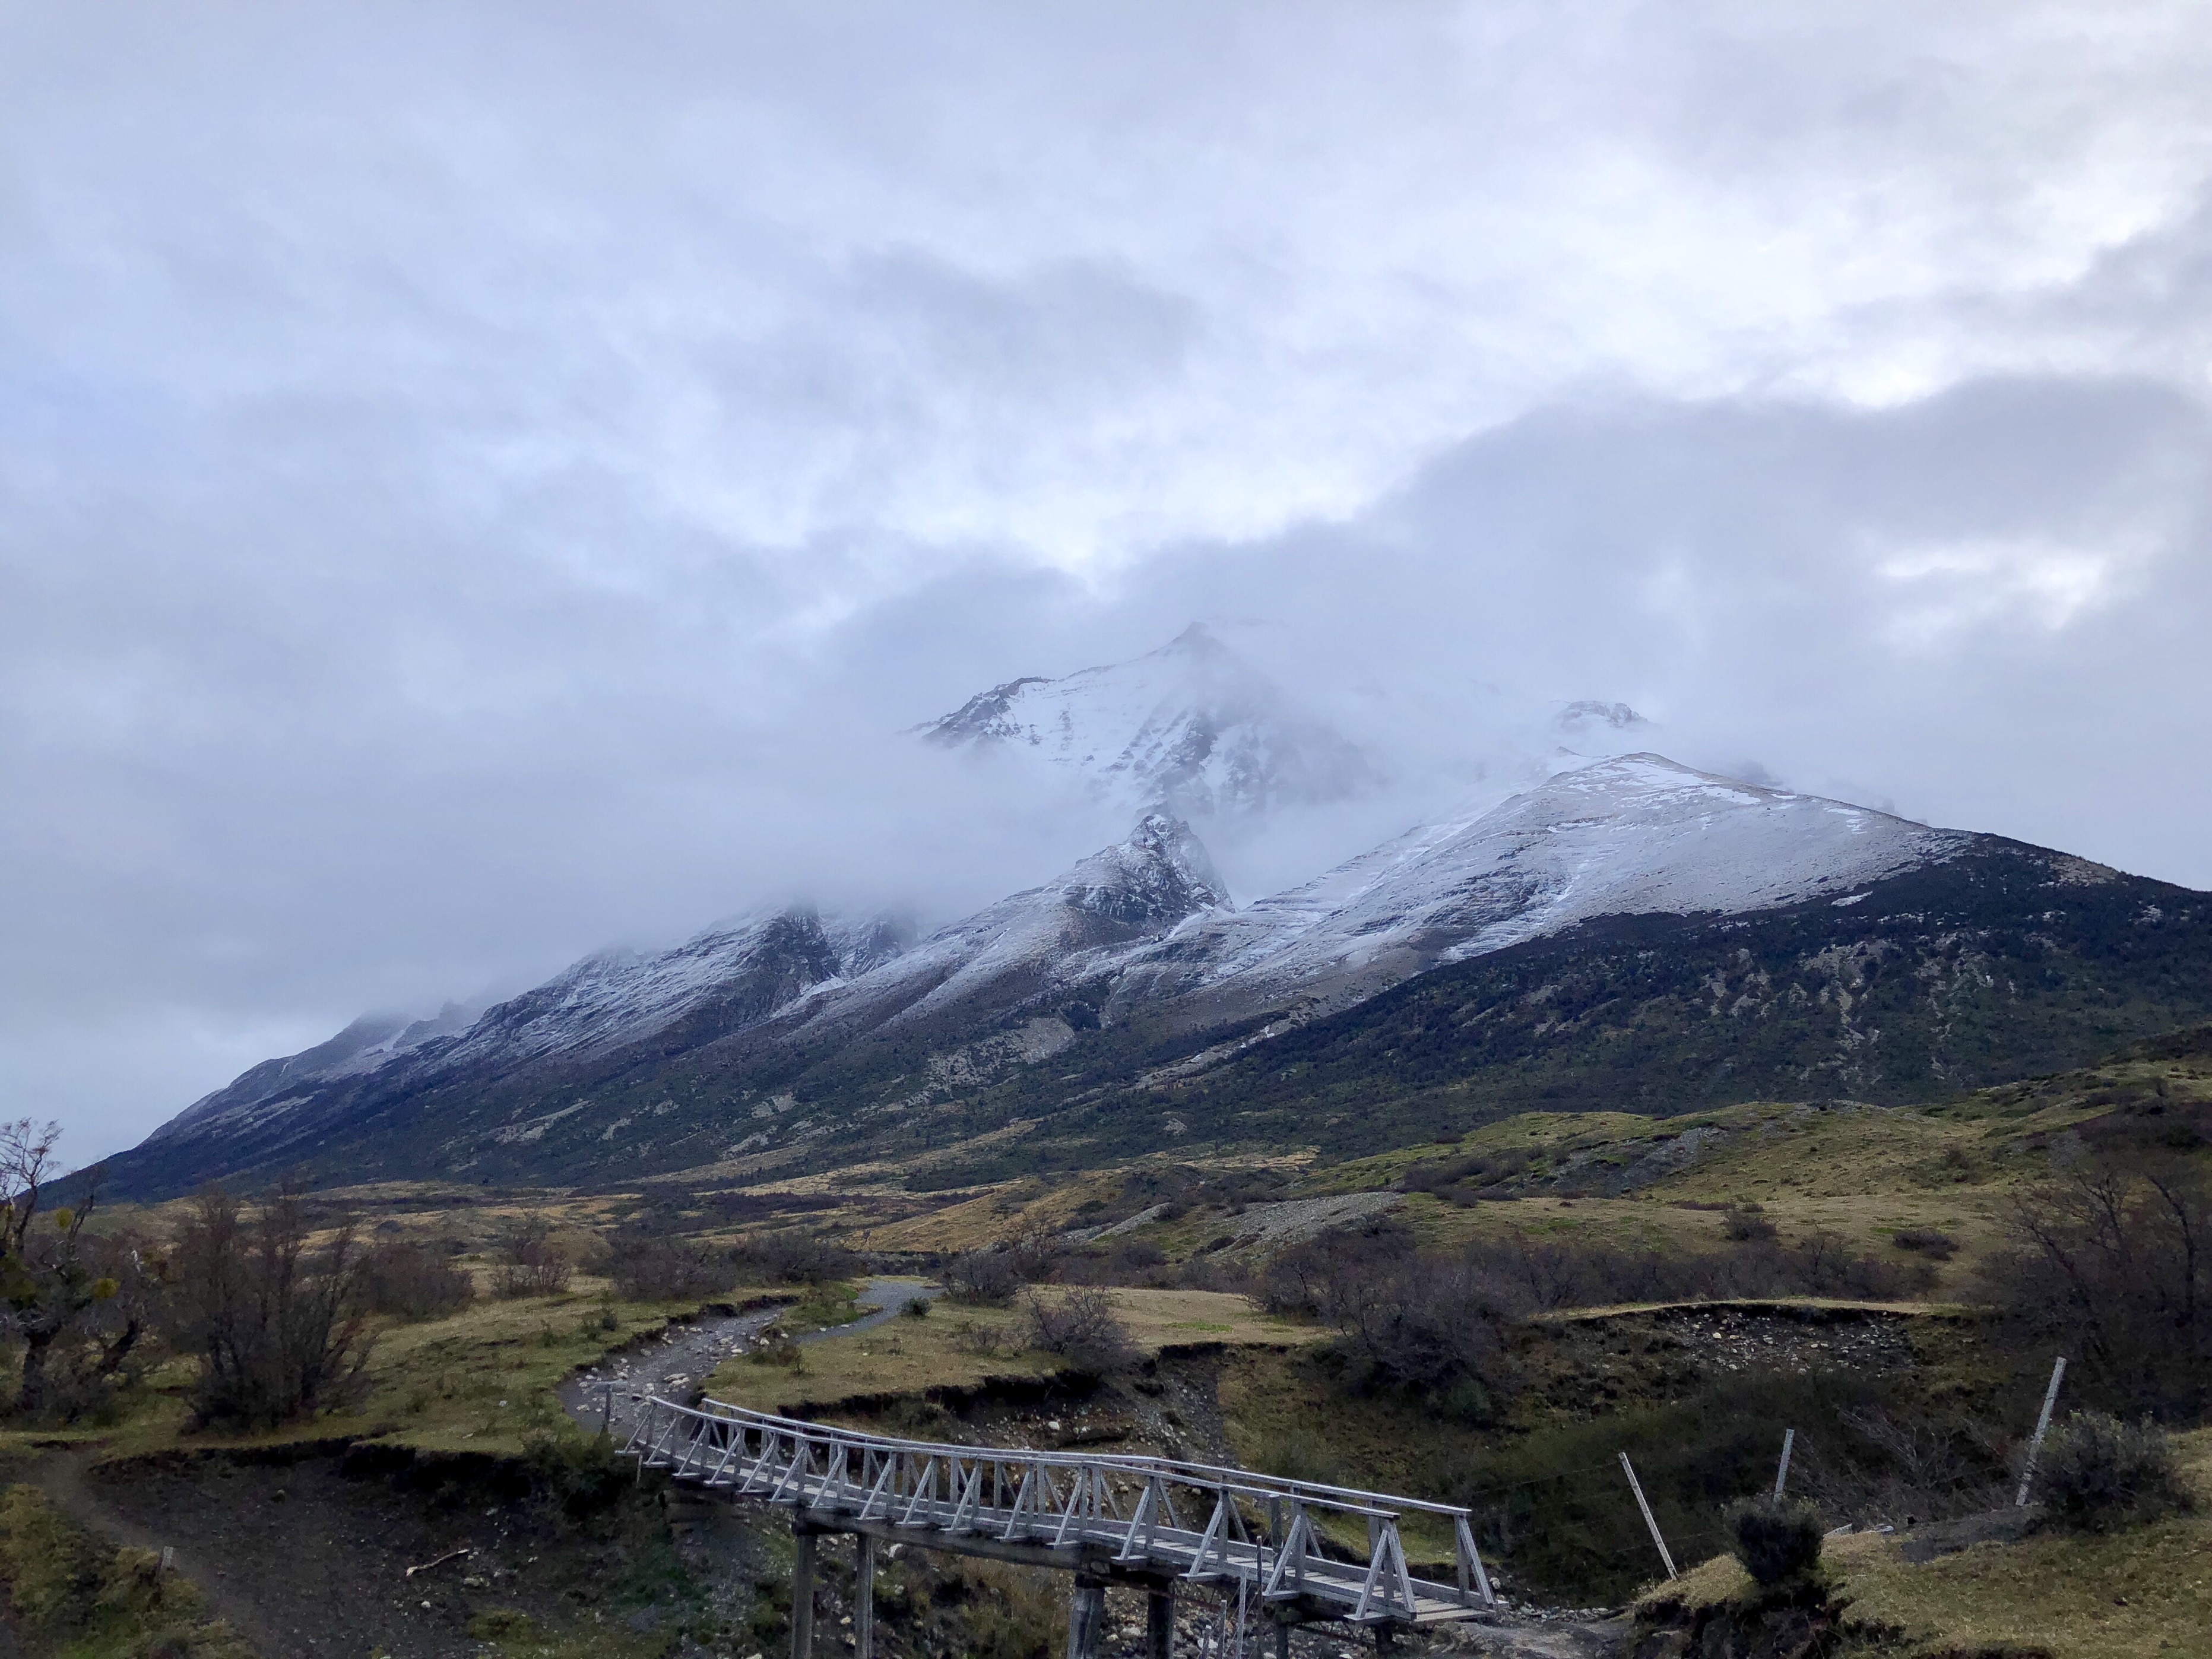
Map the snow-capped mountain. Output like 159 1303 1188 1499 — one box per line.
145 1000 481 1145
1105 753 1970 1024
110 742 2211 1198
917 623 1377 819
772 810 1225 1044
144 908 908 1155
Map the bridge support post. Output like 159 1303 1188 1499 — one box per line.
1146 1585 1175 1659
1067 1575 1107 1659
854 1534 876 1659
790 1529 816 1659
1272 1613 1290 1659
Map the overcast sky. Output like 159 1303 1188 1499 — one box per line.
7 2 2212 1167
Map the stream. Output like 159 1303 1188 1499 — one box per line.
557 1275 939 1439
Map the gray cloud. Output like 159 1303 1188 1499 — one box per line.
5 2 2211 1164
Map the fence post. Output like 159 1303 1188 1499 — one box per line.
2015 1356 2068 1508
1773 1429 1796 1502
1619 1454 1677 1581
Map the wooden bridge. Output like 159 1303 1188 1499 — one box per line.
623 1394 1496 1657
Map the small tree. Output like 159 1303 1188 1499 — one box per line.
360 1237 475 1319
1723 1497 1826 1585
1024 1287 1134 1374
494 1214 572 1297
0 1122 147 1421
166 1183 373 1427
606 1233 724 1302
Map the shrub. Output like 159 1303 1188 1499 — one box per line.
2032 1411 2192 1529
492 1214 572 1298
943 1248 1031 1306
1723 1497 1826 1585
1890 1228 1957 1260
360 1239 474 1319
166 1183 372 1428
1024 1287 1134 1374
745 1335 804 1370
1722 1204 1779 1243
519 1429 628 1518
949 1319 1007 1358
727 1229 859 1286
901 1295 931 1319
606 1233 726 1302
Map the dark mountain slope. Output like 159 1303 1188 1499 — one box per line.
907 839 2212 1175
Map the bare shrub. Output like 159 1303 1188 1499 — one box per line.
493 1214 572 1298
1023 1287 1134 1374
1980 1151 2211 1414
728 1229 859 1286
943 1245 1041 1306
1890 1228 1957 1260
949 1319 1009 1358
605 1233 726 1302
1260 1215 1941 1427
167 1183 373 1427
360 1239 474 1320
1723 1497 1824 1585
2033 1411 2192 1529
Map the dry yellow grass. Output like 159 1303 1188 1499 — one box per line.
1640 1429 2212 1659
705 1286 1322 1416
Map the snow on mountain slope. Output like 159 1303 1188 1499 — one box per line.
1110 753 1973 1022
779 812 1227 1041
917 623 1376 818
151 909 908 1150
442 910 908 1071
146 1000 481 1145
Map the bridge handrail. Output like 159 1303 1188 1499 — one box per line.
675 1393 1475 1524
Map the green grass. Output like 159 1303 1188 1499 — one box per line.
0 1484 253 1659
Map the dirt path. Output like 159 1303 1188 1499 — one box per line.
24 1446 292 1655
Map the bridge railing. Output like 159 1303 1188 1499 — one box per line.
622 1393 1495 1628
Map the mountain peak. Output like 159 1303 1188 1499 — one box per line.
915 626 1376 819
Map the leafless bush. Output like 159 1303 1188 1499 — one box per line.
1023 1287 1134 1374
166 1183 373 1427
360 1238 474 1319
728 1229 860 1286
493 1214 572 1297
606 1233 727 1302
1890 1228 1957 1260
943 1244 1044 1305
1262 1214 1935 1420
1979 1151 2211 1415
949 1319 1009 1358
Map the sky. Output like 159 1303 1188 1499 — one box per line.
5 2 2212 1167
